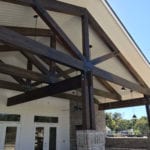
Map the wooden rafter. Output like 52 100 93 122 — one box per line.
21 51 50 75
32 0 84 60
99 96 150 110
0 27 149 95
4 26 52 37
91 51 118 65
0 61 53 83
95 77 121 100
1 0 147 88
0 0 85 16
93 88 120 100
0 80 26 91
0 60 26 85
7 75 81 106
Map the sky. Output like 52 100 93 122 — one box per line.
105 0 150 120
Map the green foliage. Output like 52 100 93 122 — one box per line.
105 112 149 136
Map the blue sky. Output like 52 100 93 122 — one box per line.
106 0 150 119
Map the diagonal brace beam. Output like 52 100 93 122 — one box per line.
91 51 118 65
32 0 84 60
7 75 81 106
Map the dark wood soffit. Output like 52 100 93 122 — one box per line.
99 96 150 110
7 75 81 106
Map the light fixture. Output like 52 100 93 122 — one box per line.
121 86 126 90
132 114 137 119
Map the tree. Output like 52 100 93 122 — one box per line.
134 117 149 136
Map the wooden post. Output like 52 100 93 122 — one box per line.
81 14 96 130
145 96 150 128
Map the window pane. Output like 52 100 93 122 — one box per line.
34 116 58 123
4 127 17 150
49 127 56 150
0 114 20 122
35 127 44 150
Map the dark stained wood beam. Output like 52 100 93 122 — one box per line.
4 26 52 37
95 77 121 100
91 51 118 65
81 12 96 130
99 96 150 110
0 0 85 16
26 59 32 85
0 80 26 91
144 95 150 128
92 67 150 96
32 0 84 60
93 88 120 100
7 75 81 106
0 27 149 96
55 66 70 79
0 26 84 70
0 45 17 52
0 60 26 85
0 61 53 83
21 51 51 75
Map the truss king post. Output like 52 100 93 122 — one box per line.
81 13 96 130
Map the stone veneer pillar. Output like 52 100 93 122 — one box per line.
76 105 106 150
76 130 105 150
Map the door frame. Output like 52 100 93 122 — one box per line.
0 122 20 150
34 123 59 150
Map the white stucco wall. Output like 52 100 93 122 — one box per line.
0 89 70 150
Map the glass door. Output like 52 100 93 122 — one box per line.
34 124 57 150
0 123 20 150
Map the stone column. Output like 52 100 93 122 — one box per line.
76 130 105 150
147 131 150 149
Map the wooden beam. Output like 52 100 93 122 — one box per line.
0 26 84 70
4 26 52 37
0 60 26 85
93 67 150 95
26 59 33 85
0 80 26 91
91 52 118 65
0 45 17 52
144 95 150 128
21 51 51 75
7 75 81 106
93 88 120 100
0 27 149 96
99 97 150 110
32 0 84 60
82 13 90 60
0 61 53 83
95 77 121 100
0 0 85 16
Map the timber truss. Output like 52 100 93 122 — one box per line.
0 0 150 129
